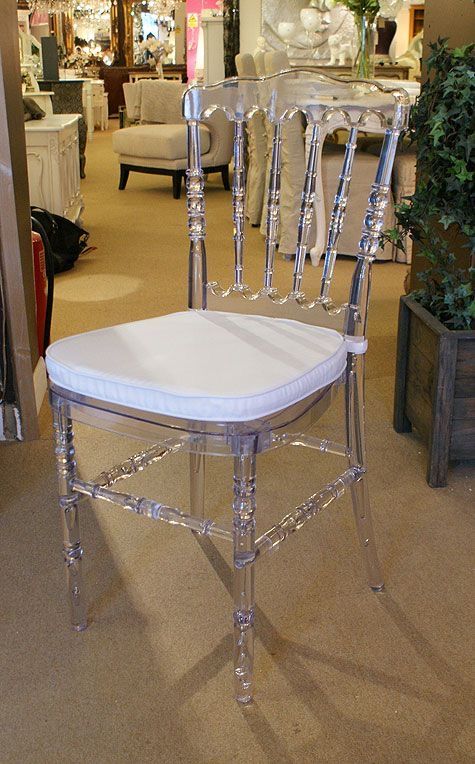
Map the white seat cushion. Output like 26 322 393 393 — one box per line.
46 311 347 422
112 124 211 161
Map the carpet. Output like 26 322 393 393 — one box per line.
0 123 473 763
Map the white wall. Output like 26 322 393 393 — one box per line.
239 0 261 54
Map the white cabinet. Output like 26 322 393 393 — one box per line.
201 16 225 85
25 114 84 223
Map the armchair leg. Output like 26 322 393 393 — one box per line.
172 171 182 199
221 165 230 191
345 354 384 592
119 165 129 190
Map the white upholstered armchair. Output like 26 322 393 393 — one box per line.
112 79 233 198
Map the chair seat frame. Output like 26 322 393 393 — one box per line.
50 68 409 705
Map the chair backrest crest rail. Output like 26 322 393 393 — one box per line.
183 69 410 335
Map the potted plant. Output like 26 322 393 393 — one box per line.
391 39 474 487
328 0 380 77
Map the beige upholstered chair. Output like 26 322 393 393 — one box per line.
254 53 396 264
264 49 290 74
392 145 416 262
259 51 308 258
253 50 266 77
112 79 233 198
234 53 266 226
319 144 396 261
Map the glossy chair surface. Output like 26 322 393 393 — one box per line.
46 68 409 704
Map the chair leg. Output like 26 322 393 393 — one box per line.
345 354 384 592
232 453 256 705
172 171 182 199
52 401 87 631
118 165 129 190
221 165 230 191
189 452 206 518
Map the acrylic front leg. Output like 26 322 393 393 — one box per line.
52 401 87 631
345 354 384 591
232 453 256 704
189 451 206 519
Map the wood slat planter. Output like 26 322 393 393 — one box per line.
394 295 475 487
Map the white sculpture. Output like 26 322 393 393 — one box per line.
325 8 355 66
379 0 410 19
253 36 268 57
328 32 354 65
300 7 322 34
300 7 329 51
308 0 334 9
278 22 297 50
266 1 356 62
396 30 423 77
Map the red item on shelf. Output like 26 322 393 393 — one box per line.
32 230 48 356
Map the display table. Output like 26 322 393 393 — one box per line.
25 114 84 224
290 62 412 80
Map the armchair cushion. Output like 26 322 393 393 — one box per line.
112 123 211 161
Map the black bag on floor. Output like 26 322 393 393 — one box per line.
30 206 90 274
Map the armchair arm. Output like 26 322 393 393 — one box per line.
202 109 234 168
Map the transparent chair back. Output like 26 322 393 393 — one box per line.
183 69 409 341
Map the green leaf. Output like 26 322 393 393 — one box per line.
385 39 474 329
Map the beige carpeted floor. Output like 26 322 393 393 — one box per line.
0 123 473 763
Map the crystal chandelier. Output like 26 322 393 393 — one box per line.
28 0 73 12
27 0 177 17
28 0 110 14
74 0 111 20
146 0 176 16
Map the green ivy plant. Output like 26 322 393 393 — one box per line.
387 39 475 330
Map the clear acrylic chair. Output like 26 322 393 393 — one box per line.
46 69 409 705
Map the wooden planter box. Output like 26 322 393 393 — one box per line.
394 295 475 487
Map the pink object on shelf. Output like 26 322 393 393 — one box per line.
186 0 220 82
